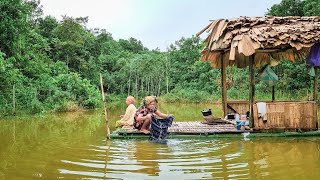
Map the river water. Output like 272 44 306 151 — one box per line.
0 103 320 179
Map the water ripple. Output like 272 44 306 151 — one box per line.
54 138 320 179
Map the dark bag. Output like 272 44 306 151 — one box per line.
149 116 174 143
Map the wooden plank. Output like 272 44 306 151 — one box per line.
227 104 238 114
253 104 259 129
227 102 250 114
301 103 306 129
249 55 255 128
314 67 318 129
221 53 227 117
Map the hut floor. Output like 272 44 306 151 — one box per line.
118 121 250 135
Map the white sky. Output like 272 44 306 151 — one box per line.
40 0 281 51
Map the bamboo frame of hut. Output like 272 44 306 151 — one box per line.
197 16 320 131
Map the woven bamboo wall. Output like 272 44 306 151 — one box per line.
227 101 317 130
253 101 317 130
227 101 250 114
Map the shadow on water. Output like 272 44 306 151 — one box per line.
0 103 320 179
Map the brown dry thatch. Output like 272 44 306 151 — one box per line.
197 16 320 68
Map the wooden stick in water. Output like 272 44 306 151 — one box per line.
100 73 111 139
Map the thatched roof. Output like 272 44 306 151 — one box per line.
197 16 320 68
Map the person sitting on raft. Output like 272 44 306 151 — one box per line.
134 96 173 134
115 96 137 128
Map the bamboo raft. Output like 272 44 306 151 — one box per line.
111 121 251 138
111 121 320 139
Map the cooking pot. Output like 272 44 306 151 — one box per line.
201 109 212 116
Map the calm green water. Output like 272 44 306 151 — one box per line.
1 103 320 179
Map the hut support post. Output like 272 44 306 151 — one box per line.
221 53 227 117
272 85 275 102
249 55 255 128
314 67 318 101
314 67 318 129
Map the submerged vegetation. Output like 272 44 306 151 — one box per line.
0 0 319 115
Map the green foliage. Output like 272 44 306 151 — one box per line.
274 60 311 90
162 88 213 103
303 0 320 15
267 0 320 16
37 16 59 39
30 98 44 114
1 0 319 115
52 73 100 109
266 0 304 16
119 37 146 53
0 0 30 56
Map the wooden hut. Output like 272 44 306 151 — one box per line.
197 16 320 131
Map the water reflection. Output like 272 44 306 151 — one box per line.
57 139 240 179
54 137 320 179
0 107 320 179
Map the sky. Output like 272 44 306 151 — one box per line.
40 0 281 51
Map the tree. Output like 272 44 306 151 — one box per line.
267 0 320 16
37 16 59 39
0 0 31 56
303 0 320 15
266 0 304 16
52 16 89 72
119 37 146 53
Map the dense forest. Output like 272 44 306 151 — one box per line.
0 0 319 115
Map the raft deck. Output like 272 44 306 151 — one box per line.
111 121 320 139
117 121 249 135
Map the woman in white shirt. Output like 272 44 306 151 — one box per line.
115 96 137 128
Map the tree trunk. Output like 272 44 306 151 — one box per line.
141 77 144 96
158 77 161 97
12 85 16 115
147 76 150 94
151 78 154 95
135 72 138 97
128 70 131 96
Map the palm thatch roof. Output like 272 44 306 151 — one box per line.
197 16 320 68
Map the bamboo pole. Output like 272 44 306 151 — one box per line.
221 53 227 117
249 55 255 128
103 140 111 179
100 74 111 139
